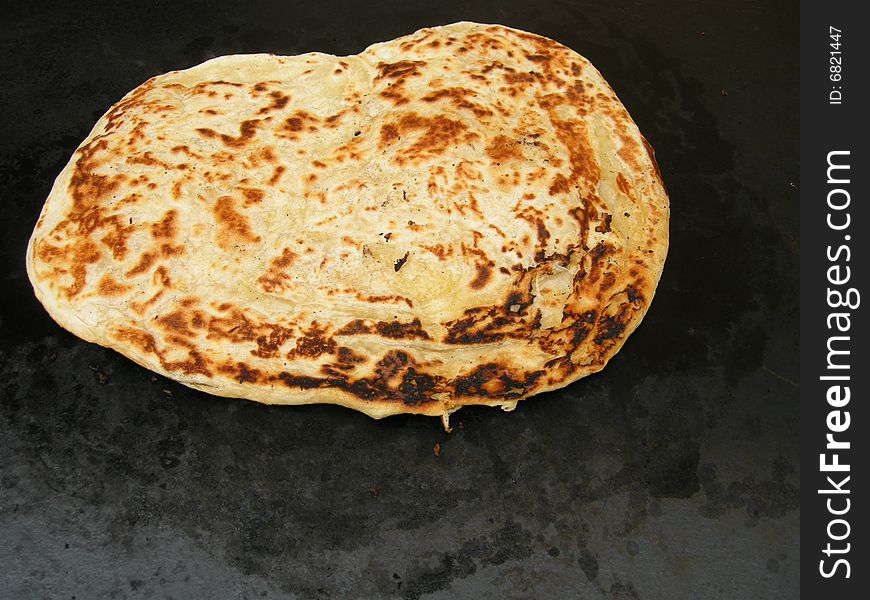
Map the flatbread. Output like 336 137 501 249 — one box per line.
27 22 668 423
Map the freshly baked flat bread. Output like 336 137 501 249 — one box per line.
27 22 668 423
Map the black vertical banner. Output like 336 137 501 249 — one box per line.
801 1 868 596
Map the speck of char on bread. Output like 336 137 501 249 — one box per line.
26 22 669 421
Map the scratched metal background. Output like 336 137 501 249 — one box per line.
0 0 798 598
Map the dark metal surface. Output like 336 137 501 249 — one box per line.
0 1 798 598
